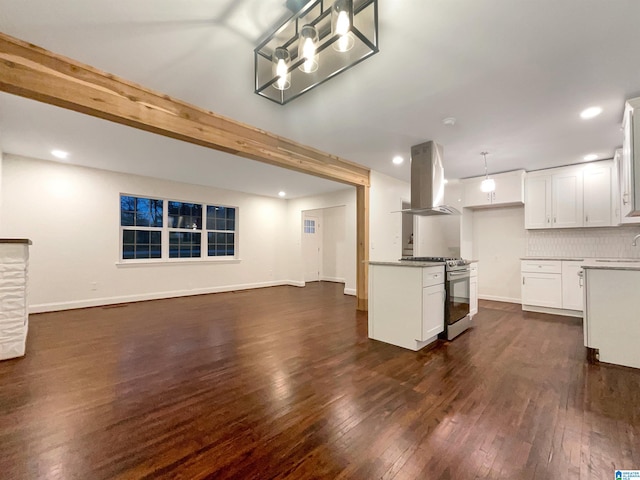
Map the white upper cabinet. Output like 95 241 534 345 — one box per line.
462 170 525 208
525 161 613 229
525 175 552 228
583 165 612 227
619 97 640 223
552 168 583 228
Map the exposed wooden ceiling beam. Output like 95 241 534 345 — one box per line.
0 32 370 187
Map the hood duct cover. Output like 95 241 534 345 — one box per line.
401 141 460 216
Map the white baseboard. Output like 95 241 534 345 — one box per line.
343 288 356 296
320 276 345 283
522 304 583 318
29 280 305 314
479 294 521 304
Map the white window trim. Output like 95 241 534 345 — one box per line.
119 193 239 264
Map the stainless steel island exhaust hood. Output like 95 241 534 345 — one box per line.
401 141 460 216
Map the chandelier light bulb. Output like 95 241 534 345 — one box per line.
332 0 354 52
298 25 319 73
272 47 291 91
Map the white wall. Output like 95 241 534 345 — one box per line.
286 188 356 294
1 155 291 312
369 170 410 261
321 206 346 282
472 206 526 303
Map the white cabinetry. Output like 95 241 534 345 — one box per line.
469 262 478 317
422 284 445 339
561 261 583 311
521 261 562 308
525 161 614 229
369 263 445 351
619 97 640 222
583 165 612 227
521 259 585 316
462 170 525 208
552 168 583 228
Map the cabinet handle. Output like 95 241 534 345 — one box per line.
554 217 557 223
546 217 550 224
522 277 525 285
585 215 589 223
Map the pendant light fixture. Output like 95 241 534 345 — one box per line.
298 24 319 73
331 0 355 52
254 0 379 105
272 47 291 91
480 152 496 193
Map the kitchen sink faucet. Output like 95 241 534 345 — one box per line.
632 233 640 246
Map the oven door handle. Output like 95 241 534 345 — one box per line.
448 271 470 277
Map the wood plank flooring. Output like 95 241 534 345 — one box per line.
1 282 639 479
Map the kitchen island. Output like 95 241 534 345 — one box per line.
368 261 445 351
583 262 640 369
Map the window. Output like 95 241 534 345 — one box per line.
119 195 237 262
304 219 316 234
206 206 235 257
120 195 163 259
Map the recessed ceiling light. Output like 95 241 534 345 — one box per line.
442 117 456 126
583 153 598 161
580 106 602 119
392 156 404 165
51 149 69 159
278 191 286 197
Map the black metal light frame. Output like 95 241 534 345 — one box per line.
254 0 379 105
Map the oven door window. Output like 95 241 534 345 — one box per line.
447 273 470 324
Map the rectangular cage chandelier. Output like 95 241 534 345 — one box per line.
254 0 379 105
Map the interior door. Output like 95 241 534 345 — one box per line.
302 214 321 282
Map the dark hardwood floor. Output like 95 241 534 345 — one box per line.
1 282 639 479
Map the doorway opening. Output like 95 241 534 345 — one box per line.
302 206 347 285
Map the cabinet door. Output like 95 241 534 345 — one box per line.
583 166 612 227
422 283 445 340
521 272 562 308
493 173 524 205
525 176 551 229
561 262 583 311
469 276 478 316
463 179 492 208
552 171 583 228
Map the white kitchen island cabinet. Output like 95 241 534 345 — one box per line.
584 265 640 369
368 262 445 351
0 239 31 361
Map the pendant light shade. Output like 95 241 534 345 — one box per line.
480 152 496 193
331 0 355 52
298 24 319 73
272 47 291 90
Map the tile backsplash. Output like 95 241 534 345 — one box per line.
526 226 640 258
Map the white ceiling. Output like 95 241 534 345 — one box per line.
1 0 640 198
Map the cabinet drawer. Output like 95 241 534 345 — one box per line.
422 266 445 287
521 260 561 274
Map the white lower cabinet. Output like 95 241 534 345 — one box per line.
469 262 478 316
561 261 584 311
521 271 562 308
422 283 445 340
369 263 445 351
521 259 585 315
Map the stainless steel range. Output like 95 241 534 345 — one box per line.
401 256 472 340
